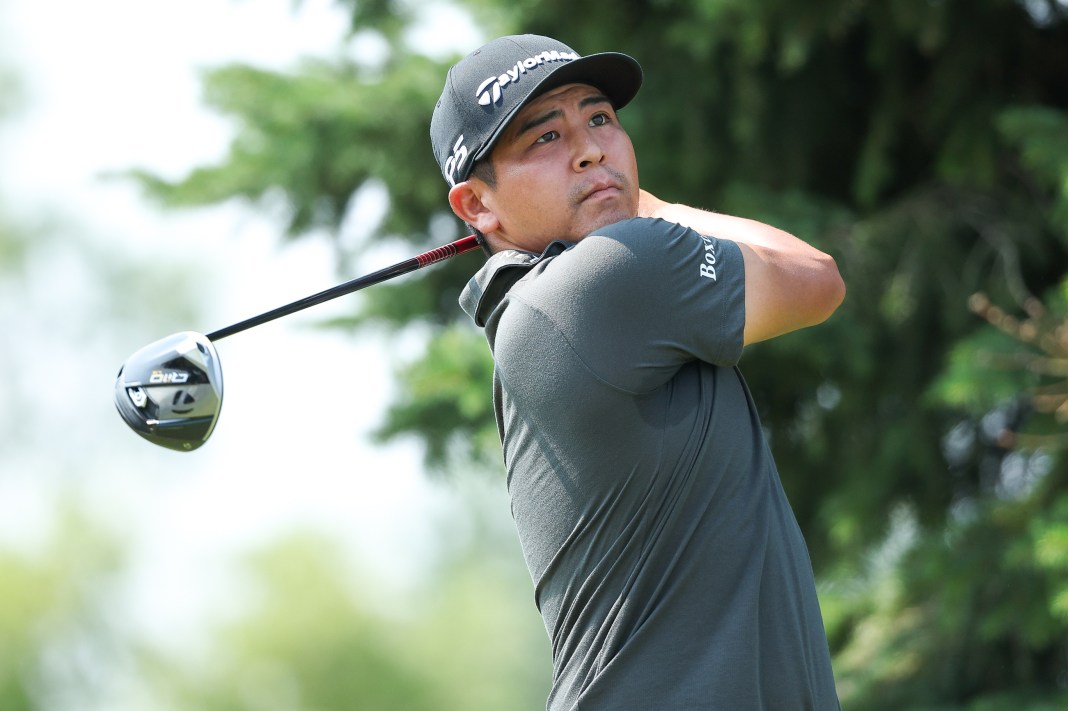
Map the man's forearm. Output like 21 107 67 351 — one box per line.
637 189 810 253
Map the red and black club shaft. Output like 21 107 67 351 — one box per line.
206 235 480 342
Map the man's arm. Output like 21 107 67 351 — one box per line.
638 190 845 346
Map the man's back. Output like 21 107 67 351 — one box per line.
462 218 840 710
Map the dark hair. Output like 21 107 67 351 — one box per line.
470 157 497 188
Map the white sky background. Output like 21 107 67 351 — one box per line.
0 0 490 658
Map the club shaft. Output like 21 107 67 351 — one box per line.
206 235 480 341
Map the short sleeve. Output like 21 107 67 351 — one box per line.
515 217 746 393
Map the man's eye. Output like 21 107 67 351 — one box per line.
589 112 611 127
535 130 559 144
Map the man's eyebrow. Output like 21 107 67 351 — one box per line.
514 108 562 140
513 93 613 139
579 93 613 111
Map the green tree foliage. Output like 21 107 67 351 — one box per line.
131 0 1068 706
151 534 445 711
150 502 550 711
0 499 550 710
129 55 446 241
370 323 498 467
0 507 126 711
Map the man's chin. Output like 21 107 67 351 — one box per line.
575 202 639 238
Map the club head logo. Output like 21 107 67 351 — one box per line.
170 389 197 415
150 369 190 385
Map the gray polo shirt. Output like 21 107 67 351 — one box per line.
460 217 839 710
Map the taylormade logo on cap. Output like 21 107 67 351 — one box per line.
475 50 580 107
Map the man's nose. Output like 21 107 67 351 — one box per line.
572 131 605 171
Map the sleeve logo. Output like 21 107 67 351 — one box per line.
699 235 718 281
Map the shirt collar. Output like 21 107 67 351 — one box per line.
459 241 571 327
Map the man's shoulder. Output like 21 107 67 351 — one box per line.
578 217 700 259
554 217 704 279
587 216 681 242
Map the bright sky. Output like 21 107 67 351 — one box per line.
0 0 490 657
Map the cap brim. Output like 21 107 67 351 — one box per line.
471 52 643 167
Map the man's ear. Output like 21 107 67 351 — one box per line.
448 181 499 235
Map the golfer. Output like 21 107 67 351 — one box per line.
431 34 845 710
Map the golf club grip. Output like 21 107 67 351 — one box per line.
206 235 480 341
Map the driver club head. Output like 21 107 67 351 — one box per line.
114 331 224 452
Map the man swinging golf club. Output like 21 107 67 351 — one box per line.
433 34 845 709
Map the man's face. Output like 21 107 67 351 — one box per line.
476 83 639 253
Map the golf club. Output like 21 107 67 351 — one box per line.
115 234 480 451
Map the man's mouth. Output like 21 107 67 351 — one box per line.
578 180 622 203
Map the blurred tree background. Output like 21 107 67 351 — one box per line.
6 0 1068 708
0 14 550 707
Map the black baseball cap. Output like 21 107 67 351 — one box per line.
430 34 643 187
